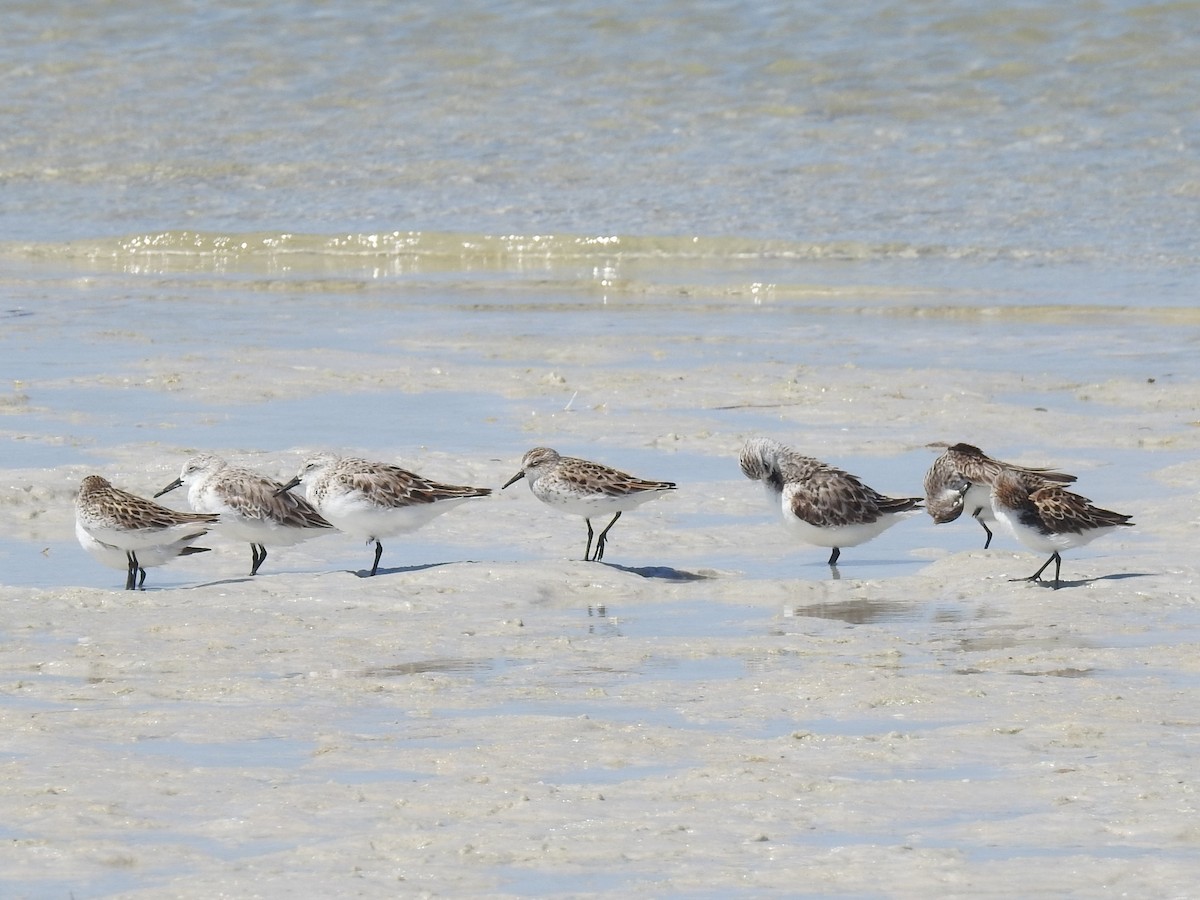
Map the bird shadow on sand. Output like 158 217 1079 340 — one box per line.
1019 571 1155 590
602 563 716 582
184 576 257 589
178 562 464 585
356 561 466 578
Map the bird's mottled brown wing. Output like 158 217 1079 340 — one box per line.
564 457 675 497
215 468 333 528
345 463 491 509
1029 485 1133 534
948 443 1076 486
788 466 917 528
108 483 219 529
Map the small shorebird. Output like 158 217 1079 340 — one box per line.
75 520 210 589
924 442 1076 548
740 437 922 567
156 454 333 576
277 453 492 576
75 474 219 590
502 447 676 562
989 468 1134 589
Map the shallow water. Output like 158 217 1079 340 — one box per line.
4 1 1200 266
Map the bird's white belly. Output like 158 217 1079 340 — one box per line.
993 507 1116 553
780 511 898 549
318 493 470 539
533 484 658 516
962 483 995 523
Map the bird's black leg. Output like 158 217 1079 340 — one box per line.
370 540 384 576
593 512 622 562
137 566 147 589
1012 552 1061 587
583 519 595 561
125 551 139 591
971 509 994 550
827 547 841 567
250 543 267 576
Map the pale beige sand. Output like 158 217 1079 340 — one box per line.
2 313 1200 896
2 548 1198 896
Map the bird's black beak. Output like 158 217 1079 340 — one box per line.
153 477 183 499
275 475 301 497
501 470 525 490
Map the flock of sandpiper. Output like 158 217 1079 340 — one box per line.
73 440 1134 591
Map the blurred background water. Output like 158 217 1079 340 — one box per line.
1 0 1197 289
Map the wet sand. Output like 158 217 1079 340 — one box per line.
2 287 1199 896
